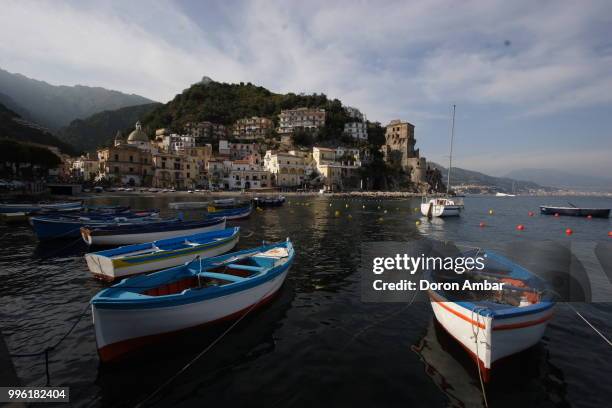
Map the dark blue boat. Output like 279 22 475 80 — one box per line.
81 217 227 245
540 205 610 218
30 210 161 240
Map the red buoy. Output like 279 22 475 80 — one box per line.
565 228 573 236
554 213 560 217
516 224 525 231
587 215 593 219
528 211 534 217
479 222 486 228
608 231 612 237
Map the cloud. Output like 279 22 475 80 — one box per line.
0 0 611 176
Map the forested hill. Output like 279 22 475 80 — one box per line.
141 79 356 142
0 102 76 155
57 103 161 153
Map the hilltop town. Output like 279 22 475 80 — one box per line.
0 74 457 194
69 107 443 193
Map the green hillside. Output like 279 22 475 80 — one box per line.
57 103 161 153
142 80 355 143
0 102 76 155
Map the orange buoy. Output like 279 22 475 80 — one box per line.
554 213 560 217
516 224 525 231
479 222 486 228
587 215 593 219
608 231 612 237
528 211 534 216
565 228 573 236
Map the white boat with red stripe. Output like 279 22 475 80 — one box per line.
425 249 555 382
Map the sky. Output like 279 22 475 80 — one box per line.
1 0 611 178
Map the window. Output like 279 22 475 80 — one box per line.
129 156 133 162
129 167 134 173
114 166 119 173
114 154 119 161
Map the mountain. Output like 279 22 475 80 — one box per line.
505 169 612 192
56 103 161 153
141 79 351 140
429 162 550 193
0 68 155 131
0 102 76 155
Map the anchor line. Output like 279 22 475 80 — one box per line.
133 281 281 408
564 303 612 347
340 285 419 353
9 302 91 385
470 307 489 408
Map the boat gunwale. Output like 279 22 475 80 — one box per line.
89 227 240 261
425 250 556 319
82 217 225 236
91 241 294 310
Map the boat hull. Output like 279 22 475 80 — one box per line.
429 291 553 379
82 219 226 246
85 232 239 281
420 203 462 217
93 267 289 362
539 206 610 218
208 206 252 220
30 212 160 240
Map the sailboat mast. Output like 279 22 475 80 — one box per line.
446 104 456 195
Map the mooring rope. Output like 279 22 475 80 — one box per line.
470 306 489 408
9 302 91 385
340 288 419 352
133 283 280 408
564 303 612 347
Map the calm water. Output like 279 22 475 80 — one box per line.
1 194 611 407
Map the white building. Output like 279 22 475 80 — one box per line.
263 150 307 188
72 155 99 181
228 160 272 190
160 134 195 154
344 122 368 141
278 107 326 134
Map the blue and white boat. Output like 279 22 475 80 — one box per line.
207 203 252 220
91 239 294 362
30 210 161 240
81 217 226 246
84 227 240 281
426 250 555 382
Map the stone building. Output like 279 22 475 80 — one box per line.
232 117 274 139
382 120 427 184
228 160 272 190
344 122 368 141
96 124 154 186
184 121 228 143
263 150 307 188
72 154 99 182
278 107 325 134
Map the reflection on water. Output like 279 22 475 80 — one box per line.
412 320 570 408
0 194 611 407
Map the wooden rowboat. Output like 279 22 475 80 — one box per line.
30 210 161 240
84 227 240 281
207 203 252 220
91 239 294 362
81 217 226 246
426 250 555 382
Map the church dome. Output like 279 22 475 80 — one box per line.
127 121 149 143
